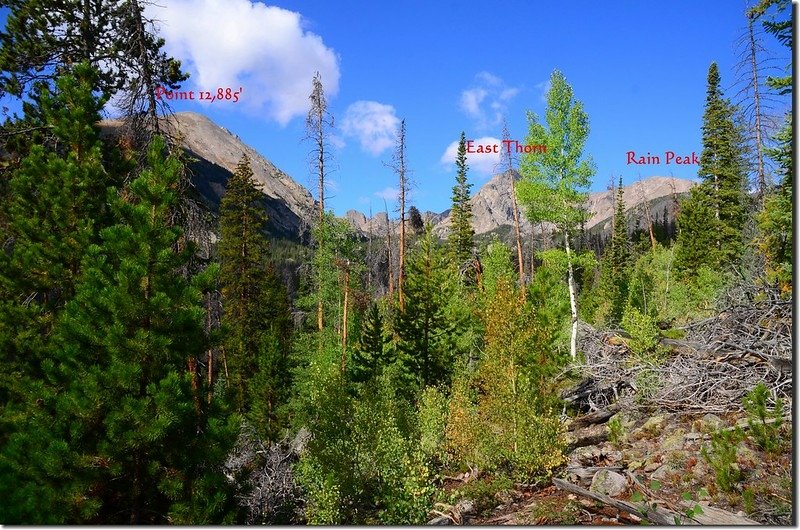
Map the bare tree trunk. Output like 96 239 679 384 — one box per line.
564 232 578 361
511 176 525 283
393 120 408 310
367 204 373 292
128 0 159 132
501 121 526 285
747 16 767 205
306 72 331 332
341 264 349 373
220 345 230 386
385 200 394 297
636 177 657 251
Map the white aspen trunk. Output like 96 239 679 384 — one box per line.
564 232 578 361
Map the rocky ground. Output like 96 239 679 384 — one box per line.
430 408 792 526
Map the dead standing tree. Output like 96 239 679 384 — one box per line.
733 6 789 204
499 120 526 286
305 71 334 330
384 120 410 310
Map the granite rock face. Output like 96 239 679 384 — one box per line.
103 112 316 240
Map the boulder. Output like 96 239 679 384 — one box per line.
590 469 627 497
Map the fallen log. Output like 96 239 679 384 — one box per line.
679 501 760 525
553 478 761 526
565 423 609 452
568 404 620 431
552 477 692 525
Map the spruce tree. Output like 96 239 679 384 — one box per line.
599 177 630 323
394 227 456 389
676 63 748 274
218 154 290 437
0 137 239 524
349 303 392 384
408 205 424 236
448 132 475 270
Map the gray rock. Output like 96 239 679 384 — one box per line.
651 463 678 481
590 469 627 497
700 413 726 432
427 516 452 525
455 499 475 516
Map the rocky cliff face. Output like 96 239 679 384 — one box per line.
103 112 316 240
165 112 316 239
373 171 694 240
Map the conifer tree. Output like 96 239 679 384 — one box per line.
676 63 748 273
305 72 334 330
448 132 475 271
0 137 239 524
408 205 424 236
0 64 122 432
599 176 630 324
349 303 392 384
0 0 187 108
395 227 456 388
757 113 792 294
218 154 290 436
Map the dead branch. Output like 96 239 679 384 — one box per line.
568 290 791 416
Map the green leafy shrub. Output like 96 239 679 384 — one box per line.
608 415 625 448
621 305 660 356
450 475 513 514
418 386 450 467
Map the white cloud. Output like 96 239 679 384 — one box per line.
535 79 551 103
459 72 519 130
374 187 400 201
439 136 502 177
341 101 400 156
149 0 340 125
459 88 487 118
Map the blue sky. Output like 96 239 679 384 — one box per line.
2 1 793 217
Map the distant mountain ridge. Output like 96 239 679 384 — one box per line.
101 112 694 243
350 171 694 240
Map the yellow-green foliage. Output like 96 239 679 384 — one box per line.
418 386 450 467
444 274 565 481
444 372 483 469
621 305 660 357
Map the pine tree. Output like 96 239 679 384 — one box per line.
394 227 456 389
218 154 290 437
0 65 122 443
516 70 594 360
348 303 391 384
0 137 239 524
600 176 630 324
448 132 475 271
676 63 748 274
0 0 187 105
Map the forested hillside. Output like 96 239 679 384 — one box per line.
0 0 792 525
